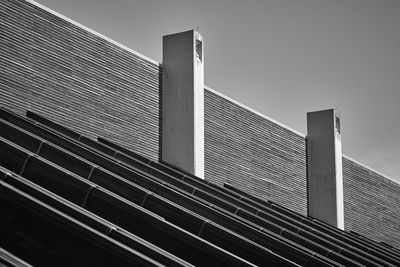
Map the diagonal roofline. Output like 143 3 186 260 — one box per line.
26 0 160 66
343 154 400 186
26 0 400 187
205 85 306 138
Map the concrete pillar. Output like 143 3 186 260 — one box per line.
307 109 344 229
162 30 204 178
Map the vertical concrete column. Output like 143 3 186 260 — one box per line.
307 109 344 229
162 30 204 178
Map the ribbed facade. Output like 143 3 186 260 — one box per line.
3 107 400 266
343 157 400 247
204 89 307 215
0 0 161 161
1 0 399 249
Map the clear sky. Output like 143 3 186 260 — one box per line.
37 0 400 183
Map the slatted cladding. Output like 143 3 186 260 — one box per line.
0 0 161 161
3 0 400 251
343 157 400 248
204 89 307 215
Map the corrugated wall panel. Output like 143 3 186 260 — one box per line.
204 88 400 248
343 157 400 248
1 0 399 249
0 0 161 161
204 89 308 215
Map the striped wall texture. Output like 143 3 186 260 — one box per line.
204 90 400 247
1 0 399 248
204 89 308 215
343 157 400 248
0 0 161 161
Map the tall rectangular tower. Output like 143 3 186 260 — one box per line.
162 30 204 178
307 109 344 229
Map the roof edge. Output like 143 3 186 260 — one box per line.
25 0 399 187
204 85 306 138
26 0 160 66
343 154 400 186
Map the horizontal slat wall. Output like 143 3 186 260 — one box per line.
0 0 161 161
204 89 307 215
343 157 400 248
2 0 400 251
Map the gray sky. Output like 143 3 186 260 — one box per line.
37 0 400 183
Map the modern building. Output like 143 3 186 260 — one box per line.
1 0 400 266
